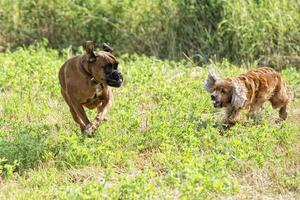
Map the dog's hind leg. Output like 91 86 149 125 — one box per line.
61 89 85 130
69 107 86 131
67 94 92 134
270 87 290 120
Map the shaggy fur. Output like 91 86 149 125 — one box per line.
204 67 292 125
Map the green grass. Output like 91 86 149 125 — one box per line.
0 45 299 199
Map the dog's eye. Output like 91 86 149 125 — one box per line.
105 63 112 68
104 63 113 74
104 63 113 71
114 64 118 70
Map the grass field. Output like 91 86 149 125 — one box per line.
0 44 299 199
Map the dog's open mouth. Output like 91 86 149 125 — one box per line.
107 78 123 87
106 72 123 87
213 100 222 108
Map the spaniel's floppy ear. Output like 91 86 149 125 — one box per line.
204 68 221 93
231 81 247 108
84 41 96 63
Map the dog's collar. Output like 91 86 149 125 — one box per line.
80 59 100 85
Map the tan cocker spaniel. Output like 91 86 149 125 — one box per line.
204 67 292 125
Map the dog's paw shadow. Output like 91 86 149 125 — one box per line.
82 129 94 138
194 116 229 135
243 118 263 127
218 123 236 136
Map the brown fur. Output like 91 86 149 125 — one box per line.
204 67 292 125
59 41 123 136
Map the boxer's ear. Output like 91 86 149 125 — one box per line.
84 41 96 62
102 43 113 53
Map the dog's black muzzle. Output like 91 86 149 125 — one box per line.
107 70 123 87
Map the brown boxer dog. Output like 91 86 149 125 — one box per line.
59 41 123 136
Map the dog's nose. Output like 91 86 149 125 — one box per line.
211 95 216 100
112 71 121 79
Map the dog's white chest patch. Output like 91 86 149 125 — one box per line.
95 84 102 96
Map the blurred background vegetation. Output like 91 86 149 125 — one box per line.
0 0 299 67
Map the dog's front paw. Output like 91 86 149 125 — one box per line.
222 118 236 127
83 123 96 137
82 129 93 137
